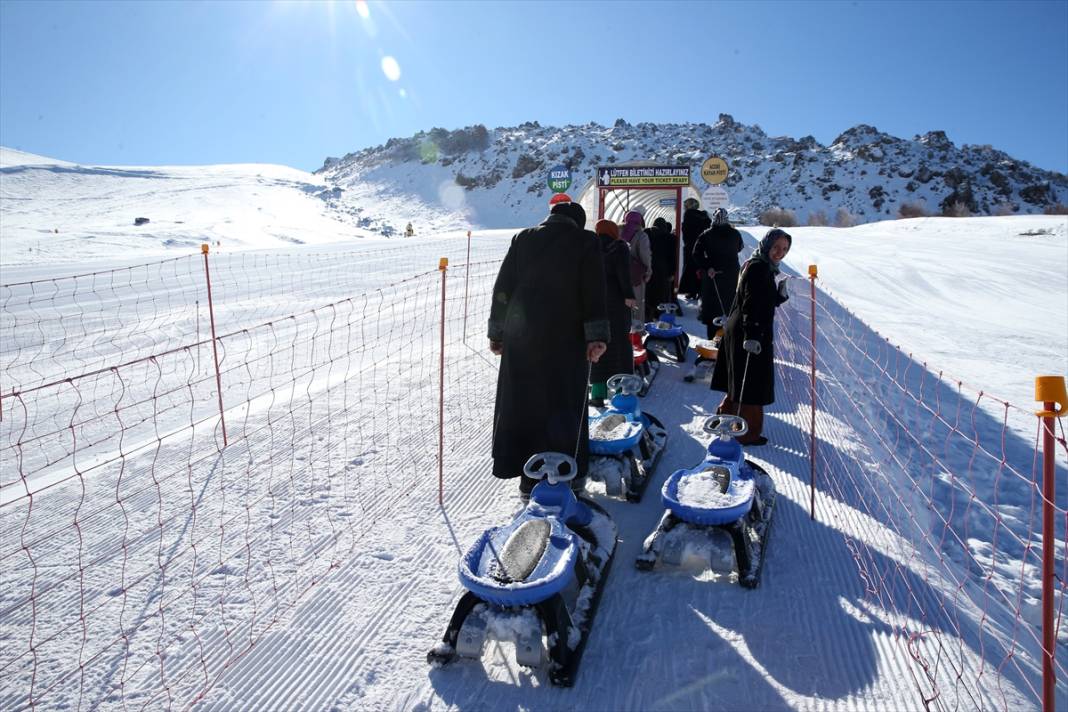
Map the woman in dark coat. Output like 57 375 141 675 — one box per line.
693 208 743 339
710 228 792 446
680 199 711 298
644 217 677 322
590 218 636 406
488 201 609 495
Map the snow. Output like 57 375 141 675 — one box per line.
589 414 639 441
1 150 1065 711
677 468 754 509
779 215 1068 410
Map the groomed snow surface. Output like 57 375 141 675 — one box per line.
1 149 1066 710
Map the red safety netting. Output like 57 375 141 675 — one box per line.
0 244 496 709
1 237 1062 710
775 274 1066 710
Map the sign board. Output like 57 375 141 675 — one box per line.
658 198 677 206
597 165 690 188
547 165 572 193
701 185 729 211
701 156 729 185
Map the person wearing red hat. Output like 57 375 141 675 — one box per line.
548 193 572 206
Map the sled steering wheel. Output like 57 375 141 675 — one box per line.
523 452 578 485
607 374 643 397
703 414 748 439
657 303 680 315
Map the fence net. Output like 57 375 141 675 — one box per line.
1 241 1063 710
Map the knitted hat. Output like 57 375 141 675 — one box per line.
595 219 620 240
551 201 587 230
548 193 572 206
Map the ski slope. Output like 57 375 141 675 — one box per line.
1 150 1066 710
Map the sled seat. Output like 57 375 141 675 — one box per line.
493 519 550 583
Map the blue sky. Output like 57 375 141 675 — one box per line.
2 0 1066 173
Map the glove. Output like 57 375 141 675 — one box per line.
742 339 762 355
777 278 789 301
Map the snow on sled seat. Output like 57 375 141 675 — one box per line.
491 519 551 583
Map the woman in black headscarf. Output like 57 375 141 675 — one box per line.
710 228 792 446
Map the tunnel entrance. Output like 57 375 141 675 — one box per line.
575 163 700 292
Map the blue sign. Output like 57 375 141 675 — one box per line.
548 165 572 193
659 198 677 206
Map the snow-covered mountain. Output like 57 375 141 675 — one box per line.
317 116 1068 230
0 147 379 266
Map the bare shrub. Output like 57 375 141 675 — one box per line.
942 200 971 217
807 210 829 226
897 202 927 219
834 207 856 228
992 202 1016 216
1044 203 1068 215
759 206 798 227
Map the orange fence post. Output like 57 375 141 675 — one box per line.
462 231 472 343
1036 375 1067 712
201 244 228 447
439 257 449 506
809 264 818 520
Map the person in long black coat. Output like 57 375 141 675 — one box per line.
488 201 609 496
590 218 636 406
710 228 792 446
680 200 711 298
644 217 677 322
693 208 744 339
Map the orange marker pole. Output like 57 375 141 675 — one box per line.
438 258 449 506
1036 375 1067 712
809 265 818 520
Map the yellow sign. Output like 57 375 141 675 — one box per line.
701 156 729 185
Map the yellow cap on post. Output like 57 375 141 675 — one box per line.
438 257 448 270
201 244 210 254
808 264 818 277
1035 375 1068 417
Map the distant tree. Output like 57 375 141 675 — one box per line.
897 202 927 219
991 202 1016 216
759 206 798 227
1044 203 1068 215
834 207 856 228
942 200 971 217
807 210 829 226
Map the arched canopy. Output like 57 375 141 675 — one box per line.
575 162 701 232
575 162 702 292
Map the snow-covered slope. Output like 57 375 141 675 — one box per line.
2 221 1063 710
1 146 1065 712
318 117 1068 231
0 149 378 265
784 215 1068 406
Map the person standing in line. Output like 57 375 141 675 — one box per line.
644 217 677 323
620 210 652 323
693 208 744 340
710 228 792 446
488 201 609 499
590 219 637 407
680 198 711 299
